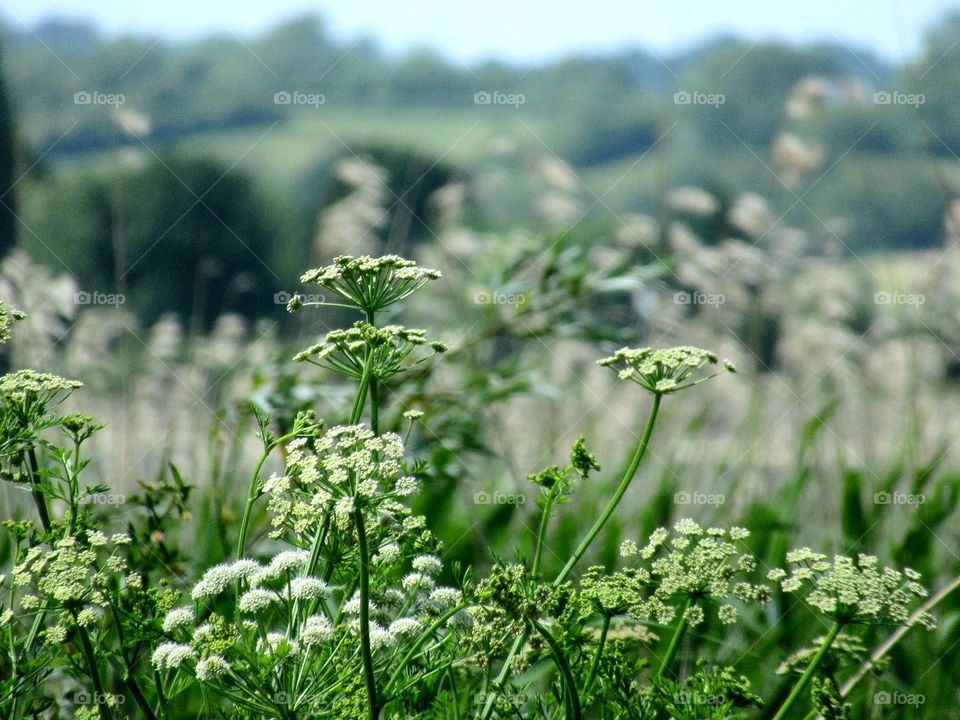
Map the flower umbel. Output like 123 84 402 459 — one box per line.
597 346 734 394
295 255 441 313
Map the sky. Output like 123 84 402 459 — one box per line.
2 0 958 64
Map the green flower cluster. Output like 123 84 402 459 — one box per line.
597 346 734 394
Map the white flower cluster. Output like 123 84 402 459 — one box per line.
296 254 441 313
264 424 419 540
618 521 768 626
771 551 934 627
597 346 734 395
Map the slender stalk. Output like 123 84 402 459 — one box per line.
483 394 663 720
770 621 841 720
235 430 302 560
555 392 661 584
655 598 691 680
532 486 558 577
354 508 378 719
366 308 379 435
583 615 611 695
26 447 51 533
530 618 582 720
73 618 112 720
383 602 469 696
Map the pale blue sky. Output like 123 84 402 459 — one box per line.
2 0 958 63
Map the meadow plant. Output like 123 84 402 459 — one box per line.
0 259 950 719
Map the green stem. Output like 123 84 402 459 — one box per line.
771 621 841 720
530 618 582 720
483 394 663 720
655 598 691 680
73 619 112 720
350 346 376 426
235 430 303 560
27 447 51 533
532 487 558 577
583 615 611 695
366 308 379 435
354 508 379 719
555 392 661 584
383 602 469 696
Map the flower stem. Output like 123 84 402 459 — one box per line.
532 486 558 577
530 618 582 720
555 392 661 585
583 614 611 695
26 446 51 533
383 601 469 696
655 598 691 681
73 616 112 720
235 430 303 560
354 508 379 719
771 621 841 720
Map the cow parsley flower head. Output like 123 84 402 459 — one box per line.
152 642 196 670
300 614 334 645
597 346 734 395
614 523 768 625
0 369 83 418
238 588 279 614
775 552 934 627
287 577 328 600
195 654 230 681
162 607 195 633
0 302 25 344
296 255 441 313
192 560 260 600
254 550 309 584
294 322 446 380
